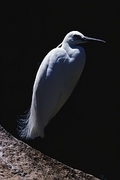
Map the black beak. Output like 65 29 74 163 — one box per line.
83 36 106 43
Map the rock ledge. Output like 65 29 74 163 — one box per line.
0 125 100 180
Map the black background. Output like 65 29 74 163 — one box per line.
1 1 119 180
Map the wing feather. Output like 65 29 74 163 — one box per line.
33 48 68 127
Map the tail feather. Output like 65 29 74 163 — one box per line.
17 109 45 139
17 109 30 139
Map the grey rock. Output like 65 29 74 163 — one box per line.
0 125 100 180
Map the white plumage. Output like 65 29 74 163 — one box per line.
18 31 105 139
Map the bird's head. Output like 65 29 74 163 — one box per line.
63 31 106 46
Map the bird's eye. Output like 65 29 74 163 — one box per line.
73 34 81 40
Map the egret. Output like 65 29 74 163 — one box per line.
18 31 105 139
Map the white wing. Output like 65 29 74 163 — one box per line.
27 45 85 139
32 47 70 129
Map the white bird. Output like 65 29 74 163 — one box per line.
18 31 105 139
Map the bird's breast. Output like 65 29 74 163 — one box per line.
62 48 86 97
68 47 86 75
